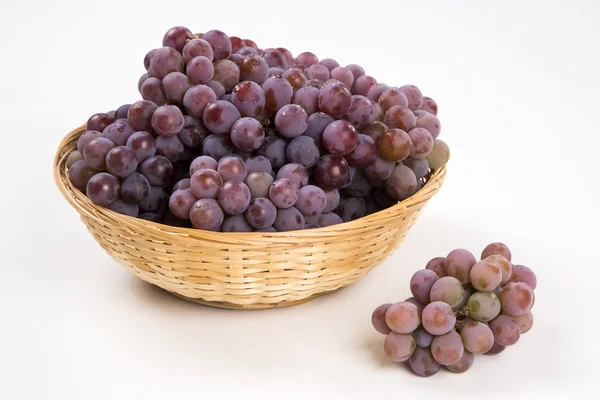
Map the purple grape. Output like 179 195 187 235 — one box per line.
294 185 326 217
183 85 217 117
202 30 232 60
425 257 446 277
217 155 247 182
385 164 417 201
140 77 168 105
330 67 354 89
304 112 334 145
245 198 277 229
345 95 375 128
177 116 208 149
257 226 278 233
151 105 184 137
190 155 218 175
144 48 156 68
351 75 377 97
262 50 289 69
410 269 440 305
446 351 475 373
470 260 503 292
108 198 139 217
276 164 309 188
231 81 265 118
295 52 318 67
399 85 423 110
160 72 191 103
206 80 225 98
139 185 166 213
220 94 232 102
292 86 320 115
162 26 192 52
318 81 352 118
499 282 534 317
273 207 305 231
420 96 438 115
239 55 269 84
514 310 534 334
83 137 115 170
86 113 115 132
245 172 274 198
485 342 506 355
385 301 420 334
202 134 234 160
168 189 196 219
269 178 299 208
190 168 223 198
173 178 191 192
336 196 366 222
372 303 392 334
319 58 339 71
344 169 372 197
186 56 214 85
322 120 358 155
202 100 241 134
385 105 416 131
120 173 150 205
481 242 512 261
182 38 214 63
155 135 184 163
274 104 309 138
429 276 465 309
378 88 408 111
262 76 293 113
409 346 441 377
421 301 456 335
317 212 343 227
314 155 349 190
364 157 394 181
212 59 240 91
68 160 97 192
366 83 390 102
150 47 184 79
306 64 330 81
460 321 494 354
414 326 434 348
383 332 416 362
489 315 521 346
86 172 120 206
190 198 224 231
345 134 378 167
245 155 272 174
415 112 441 139
228 117 264 152
140 155 173 186
403 158 429 180
127 100 158 132
77 130 103 154
256 136 287 169
445 249 477 284
103 120 135 146
407 127 434 159
236 46 259 56
114 104 131 120
217 181 251 215
509 265 537 289
285 136 320 168
220 214 253 232
467 292 501 322
372 101 385 122
323 189 340 213
106 146 137 178
431 330 464 366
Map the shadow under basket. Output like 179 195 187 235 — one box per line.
54 126 447 309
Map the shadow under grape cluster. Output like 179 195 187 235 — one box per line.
68 26 450 232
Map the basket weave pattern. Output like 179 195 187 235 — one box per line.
54 126 446 309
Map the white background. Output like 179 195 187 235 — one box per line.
1 0 599 398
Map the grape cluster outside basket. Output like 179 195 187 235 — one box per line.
54 125 447 309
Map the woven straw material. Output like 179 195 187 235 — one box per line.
54 126 446 309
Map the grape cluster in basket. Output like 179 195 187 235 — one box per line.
371 242 537 377
67 26 450 232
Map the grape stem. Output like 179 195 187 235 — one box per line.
454 306 470 330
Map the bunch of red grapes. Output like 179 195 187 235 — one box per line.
67 26 450 232
372 242 537 376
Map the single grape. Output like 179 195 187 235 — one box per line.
116 173 149 206
372 101 385 122
182 85 216 117
415 112 441 139
409 346 441 377
425 257 446 277
426 139 450 170
83 137 115 170
217 155 247 182
245 155 272 174
330 67 354 89
68 160 97 192
269 178 299 209
335 196 366 222
467 291 501 322
239 55 269 84
317 212 343 227
446 351 475 373
513 310 534 334
262 76 294 113
344 95 375 129
262 50 289 69
383 332 416 362
155 135 184 163
228 118 264 152
294 185 326 217
421 301 456 335
206 80 225 98
160 72 191 104
314 155 349 190
323 189 340 213
236 46 259 56
351 75 377 97
273 207 305 231
490 315 521 346
379 88 408 111
345 64 364 80
150 47 184 79
509 264 537 289
484 342 506 355
306 64 330 82
106 146 137 178
362 158 393 183
468 260 502 292
190 155 218 175
108 198 139 217
378 128 411 162
139 185 166 213
202 30 232 60
366 83 390 102
212 59 240 91
385 164 417 201
103 120 135 146
318 81 352 118
460 321 494 354
114 104 131 120
295 52 318 67
177 116 207 149
217 181 251 215
499 282 534 316
167 188 195 219
229 36 242 51
410 269 440 305
66 151 83 168
384 105 416 131
304 213 321 226
275 47 293 64
285 136 320 169
190 168 223 198
481 242 512 262
407 128 434 159
138 73 148 91
319 58 339 71
485 255 512 285
189 198 224 231
202 135 233 161
359 120 386 142
399 85 423 110
420 96 438 115
344 134 377 168
256 136 287 169
322 120 358 155
162 26 192 52
292 86 320 115
144 48 156 68
219 214 252 232
429 276 464 309
230 81 265 118
431 330 464 366
257 226 278 233
245 172 274 199
77 130 103 154
203 100 241 134
86 172 120 206
140 155 173 186
372 303 392 334
221 93 232 102
414 326 434 348
274 104 309 138
385 302 420 334
127 101 158 133
245 197 277 229
276 164 309 188
185 56 213 85
444 249 476 284
304 112 334 145
182 38 214 64
86 113 115 133
172 178 190 192
151 105 185 137
140 77 168 105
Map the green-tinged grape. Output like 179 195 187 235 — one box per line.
445 248 476 284
245 172 274 199
66 151 83 168
68 160 98 192
513 310 534 334
470 260 502 291
446 351 474 373
372 303 393 334
499 282 534 316
409 346 441 377
383 332 416 362
426 139 450 170
385 302 421 334
431 331 464 366
460 321 494 354
421 301 456 335
490 315 521 346
429 276 464 309
467 291 501 322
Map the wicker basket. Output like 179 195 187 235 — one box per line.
54 126 446 309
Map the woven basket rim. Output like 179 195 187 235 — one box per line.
54 125 447 239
